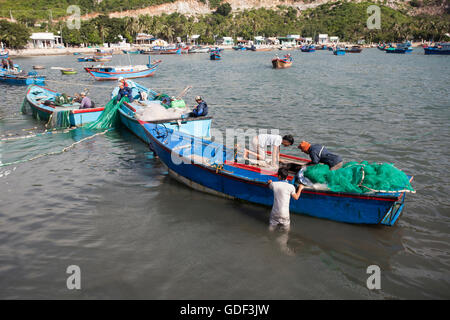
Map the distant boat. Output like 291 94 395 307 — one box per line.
345 45 363 53
73 52 82 55
160 47 189 54
210 50 221 60
0 69 45 86
123 49 141 54
93 55 112 62
60 68 77 75
77 56 96 62
0 49 9 59
95 48 114 56
300 45 315 52
188 46 210 53
385 42 413 54
84 57 159 81
33 65 45 70
333 47 346 55
232 45 247 51
24 84 105 127
424 42 450 55
272 55 293 68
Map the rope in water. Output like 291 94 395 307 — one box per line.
0 127 75 142
0 128 112 167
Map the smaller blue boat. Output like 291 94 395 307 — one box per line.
424 42 450 55
385 42 413 54
0 69 45 86
73 52 82 55
0 49 9 59
333 47 345 55
77 56 96 62
84 57 160 81
24 85 105 127
232 45 246 51
123 49 141 54
210 50 221 60
300 45 315 52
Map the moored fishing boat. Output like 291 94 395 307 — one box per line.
300 45 316 52
0 49 9 59
33 65 45 70
137 125 414 226
188 45 210 53
385 42 413 54
210 50 221 60
333 47 346 56
93 55 112 62
424 42 450 55
0 70 45 85
345 45 363 53
123 49 141 54
112 81 212 144
232 45 247 51
77 56 96 62
60 68 77 75
23 84 104 126
272 54 293 69
84 57 159 80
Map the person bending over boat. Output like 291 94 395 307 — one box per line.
245 134 294 166
188 96 208 117
298 141 343 170
267 168 303 231
1 59 8 69
116 84 134 103
79 92 95 109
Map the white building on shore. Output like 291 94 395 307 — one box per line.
29 33 63 49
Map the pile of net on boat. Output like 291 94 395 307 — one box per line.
83 96 128 130
301 161 415 194
135 100 188 121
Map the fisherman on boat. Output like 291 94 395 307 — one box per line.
1 59 8 69
79 92 95 109
244 134 294 166
298 141 343 170
116 83 134 103
188 96 208 117
267 168 303 231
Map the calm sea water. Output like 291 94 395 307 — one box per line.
0 49 449 299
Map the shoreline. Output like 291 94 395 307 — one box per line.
6 42 428 57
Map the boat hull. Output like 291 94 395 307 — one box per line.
85 64 158 81
424 48 450 55
25 85 104 126
0 75 45 85
272 59 292 69
334 50 345 56
140 125 410 226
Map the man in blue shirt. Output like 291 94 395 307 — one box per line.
188 96 208 117
298 140 343 170
116 84 134 103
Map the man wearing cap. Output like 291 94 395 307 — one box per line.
116 83 134 103
298 141 343 170
188 96 208 117
79 92 94 109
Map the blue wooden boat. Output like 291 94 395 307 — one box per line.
300 45 315 52
385 42 413 54
0 69 45 85
333 47 346 56
232 45 247 51
77 56 96 62
84 57 159 81
424 42 450 55
73 52 82 55
112 81 212 144
0 49 9 59
210 51 221 60
25 84 105 126
123 49 141 54
137 125 413 226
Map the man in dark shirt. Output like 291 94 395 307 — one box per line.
298 140 343 170
116 84 134 103
188 96 208 117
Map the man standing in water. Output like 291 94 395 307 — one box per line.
267 168 303 231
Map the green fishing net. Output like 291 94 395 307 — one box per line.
304 161 415 194
47 109 71 129
21 96 30 114
83 96 128 130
